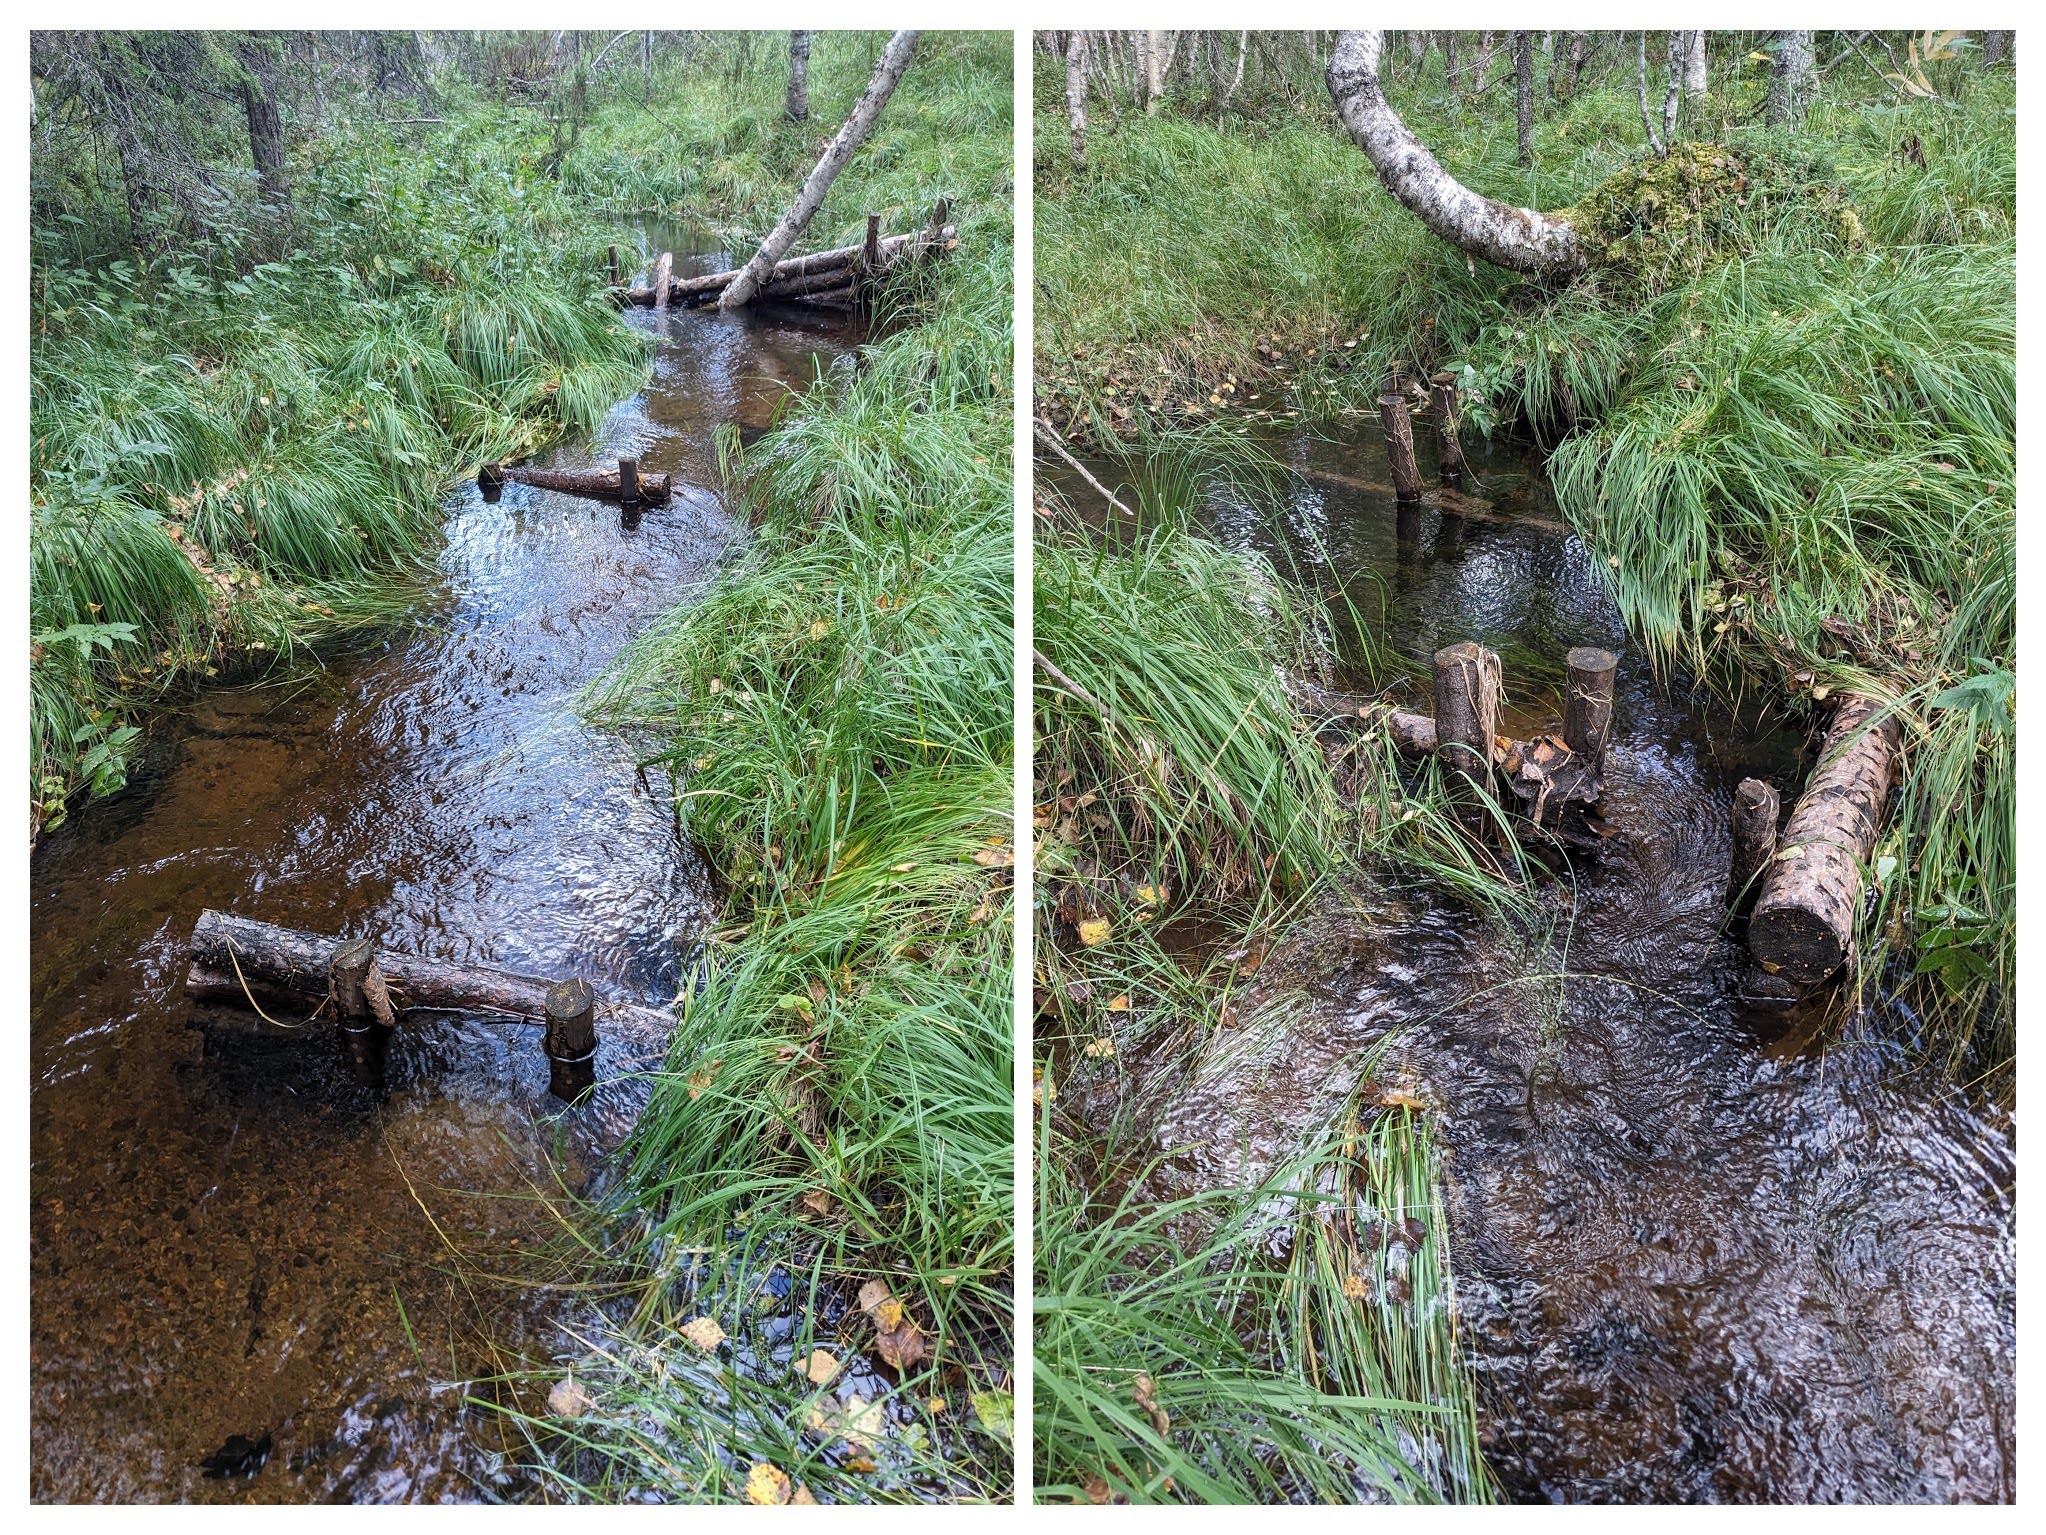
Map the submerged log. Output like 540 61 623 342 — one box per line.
1748 697 1902 984
620 226 956 307
1728 777 1780 918
483 463 672 505
187 909 673 1039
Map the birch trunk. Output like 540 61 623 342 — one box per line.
1064 31 1088 169
720 30 919 311
1684 30 1708 97
1327 31 1581 279
1144 29 1165 113
785 31 811 123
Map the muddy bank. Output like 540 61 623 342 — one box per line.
1046 423 2015 1503
29 228 864 1503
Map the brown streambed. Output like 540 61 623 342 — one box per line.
29 225 865 1503
1045 419 2015 1503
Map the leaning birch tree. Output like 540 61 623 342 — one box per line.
1325 29 1582 278
720 29 919 310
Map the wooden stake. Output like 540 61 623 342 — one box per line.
653 251 673 311
926 197 950 243
1562 647 1619 771
1431 370 1465 484
607 244 621 287
618 457 640 507
545 977 598 1103
862 212 881 278
331 938 395 1082
1432 641 1501 827
1379 390 1423 504
478 462 504 500
1728 777 1780 918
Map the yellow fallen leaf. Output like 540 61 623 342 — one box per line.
840 1394 885 1450
1342 1273 1369 1301
680 1315 727 1352
744 1462 792 1505
805 1348 841 1385
1107 994 1131 1012
1812 684 1832 701
926 1395 948 1416
1083 1037 1116 1059
1077 917 1111 947
1132 884 1166 905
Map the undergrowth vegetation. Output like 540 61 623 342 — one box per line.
1035 41 2015 1069
556 42 1016 1502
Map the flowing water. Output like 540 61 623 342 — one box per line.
1050 420 2016 1504
29 227 864 1503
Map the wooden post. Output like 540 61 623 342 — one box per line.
653 251 673 312
1378 390 1423 505
544 977 598 1103
1749 696 1903 984
1728 777 1780 918
926 197 951 246
620 502 643 533
331 938 395 1082
1394 501 1427 554
479 462 504 501
1430 371 1465 485
618 457 640 506
862 212 881 277
607 244 621 287
1432 641 1501 828
1562 647 1619 771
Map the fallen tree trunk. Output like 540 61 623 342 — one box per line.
1748 696 1902 984
482 463 671 505
621 227 955 308
186 909 674 1041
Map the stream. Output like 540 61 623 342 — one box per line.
28 225 864 1502
1050 419 2016 1504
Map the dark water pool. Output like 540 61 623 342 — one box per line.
1047 415 2015 1503
28 230 864 1502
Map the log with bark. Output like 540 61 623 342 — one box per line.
1747 695 1902 985
620 226 956 308
186 909 674 1044
481 462 672 505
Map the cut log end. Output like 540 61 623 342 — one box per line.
1748 904 1850 987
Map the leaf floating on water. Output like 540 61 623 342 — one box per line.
680 1315 727 1353
1076 917 1111 946
743 1462 792 1505
804 1348 841 1386
547 1377 594 1419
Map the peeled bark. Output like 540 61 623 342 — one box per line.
720 30 919 310
1748 697 1901 984
1766 30 1813 129
1473 31 1498 93
1064 31 1088 170
1513 32 1534 167
785 31 811 123
1327 31 1581 279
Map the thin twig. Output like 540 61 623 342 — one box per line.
1033 416 1135 518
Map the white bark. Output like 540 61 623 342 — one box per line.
1064 31 1087 169
1684 29 1708 97
721 30 919 310
1144 28 1165 113
1637 32 1664 157
1326 30 1581 279
1661 32 1685 147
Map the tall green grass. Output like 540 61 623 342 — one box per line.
563 150 1015 1504
31 122 649 834
1035 47 2015 1068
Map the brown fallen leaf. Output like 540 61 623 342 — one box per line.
547 1376 593 1419
804 1348 841 1386
972 846 1014 868
1106 994 1131 1012
857 1278 894 1316
744 1462 792 1504
679 1315 727 1353
875 1313 926 1373
791 1482 818 1505
1084 1476 1112 1504
800 1188 833 1217
1132 1373 1170 1436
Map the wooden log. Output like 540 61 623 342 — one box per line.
478 462 504 499
544 977 598 1103
653 251 673 311
622 227 955 307
1562 647 1619 771
1379 390 1423 504
1433 641 1501 827
187 909 673 1039
492 463 672 505
1748 696 1902 985
617 457 640 507
1728 777 1780 918
756 266 868 301
1431 371 1465 485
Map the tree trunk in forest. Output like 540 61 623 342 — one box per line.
1661 32 1685 149
630 225 952 307
1145 29 1166 113
1555 31 1589 98
720 29 918 310
785 30 811 122
1326 31 1582 279
1064 31 1088 169
1983 31 2011 67
1474 31 1498 93
1562 647 1618 770
1220 30 1249 114
1748 696 1902 984
1444 32 1461 95
1684 29 1708 96
240 36 290 222
1766 29 1813 129
1513 33 1534 167
1637 32 1665 157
